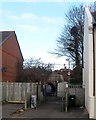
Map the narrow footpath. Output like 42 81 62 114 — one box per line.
2 96 89 119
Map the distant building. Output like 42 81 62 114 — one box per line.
0 31 24 82
58 68 71 82
48 68 71 83
83 7 96 119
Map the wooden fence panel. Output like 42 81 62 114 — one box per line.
1 82 44 103
2 82 6 101
8 83 14 101
14 83 21 101
21 83 26 101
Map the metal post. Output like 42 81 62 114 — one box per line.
65 92 68 112
62 97 64 112
65 83 68 112
66 59 70 83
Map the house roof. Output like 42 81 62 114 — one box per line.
0 31 24 61
0 31 15 45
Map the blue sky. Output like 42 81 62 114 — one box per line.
0 1 94 69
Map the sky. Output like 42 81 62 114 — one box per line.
0 1 94 69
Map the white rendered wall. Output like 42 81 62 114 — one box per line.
83 7 96 118
89 96 96 118
94 27 96 96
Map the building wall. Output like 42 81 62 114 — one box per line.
94 97 96 118
83 7 96 118
94 27 96 96
1 33 23 82
84 7 93 112
0 46 2 81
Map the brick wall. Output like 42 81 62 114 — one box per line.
1 33 23 82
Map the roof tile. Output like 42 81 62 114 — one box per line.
0 31 14 45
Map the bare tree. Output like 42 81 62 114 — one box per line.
17 57 53 82
52 5 84 67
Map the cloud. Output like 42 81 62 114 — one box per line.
21 13 38 20
5 11 64 34
8 12 64 26
42 16 64 25
9 13 38 21
19 24 39 32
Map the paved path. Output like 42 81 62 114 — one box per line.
2 96 89 119
2 103 23 118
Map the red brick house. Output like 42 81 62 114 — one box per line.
0 31 24 82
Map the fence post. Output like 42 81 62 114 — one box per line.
24 83 27 109
24 95 27 109
21 83 23 101
12 83 15 101
6 81 8 102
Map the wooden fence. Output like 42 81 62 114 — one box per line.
0 82 85 107
1 82 44 105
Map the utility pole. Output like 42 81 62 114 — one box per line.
66 59 70 83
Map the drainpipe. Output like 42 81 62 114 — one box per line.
93 23 96 96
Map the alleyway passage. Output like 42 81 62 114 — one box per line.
2 96 89 119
